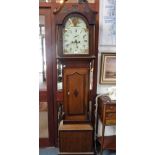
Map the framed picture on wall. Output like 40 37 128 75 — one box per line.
100 53 116 84
99 0 116 47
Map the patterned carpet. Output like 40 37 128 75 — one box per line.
39 147 116 155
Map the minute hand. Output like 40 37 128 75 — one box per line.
74 35 79 38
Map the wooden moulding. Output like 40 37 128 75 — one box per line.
98 135 116 150
59 121 93 131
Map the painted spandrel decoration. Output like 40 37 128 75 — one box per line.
99 0 116 46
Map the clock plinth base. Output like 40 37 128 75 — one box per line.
58 121 94 154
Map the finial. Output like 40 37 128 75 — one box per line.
53 0 68 14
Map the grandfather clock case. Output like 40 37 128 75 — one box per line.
54 1 97 154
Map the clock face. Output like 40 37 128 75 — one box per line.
63 16 89 55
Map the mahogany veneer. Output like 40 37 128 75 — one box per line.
97 96 116 152
59 121 94 155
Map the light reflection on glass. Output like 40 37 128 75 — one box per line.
39 15 47 90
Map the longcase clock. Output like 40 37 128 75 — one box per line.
54 1 98 154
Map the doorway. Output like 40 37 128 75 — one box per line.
39 8 55 147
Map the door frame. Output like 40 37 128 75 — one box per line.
39 8 55 147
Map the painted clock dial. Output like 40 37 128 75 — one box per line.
63 16 89 55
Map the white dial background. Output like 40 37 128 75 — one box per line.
63 17 89 54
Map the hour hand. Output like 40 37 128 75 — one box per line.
74 35 79 38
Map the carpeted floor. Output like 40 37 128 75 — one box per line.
39 147 116 155
39 147 58 155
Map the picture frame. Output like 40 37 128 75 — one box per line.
99 0 116 47
100 53 116 84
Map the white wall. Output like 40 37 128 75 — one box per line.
96 0 116 136
97 0 116 95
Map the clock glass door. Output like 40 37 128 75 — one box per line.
63 16 89 55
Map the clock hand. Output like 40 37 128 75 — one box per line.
71 40 80 44
74 35 79 38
